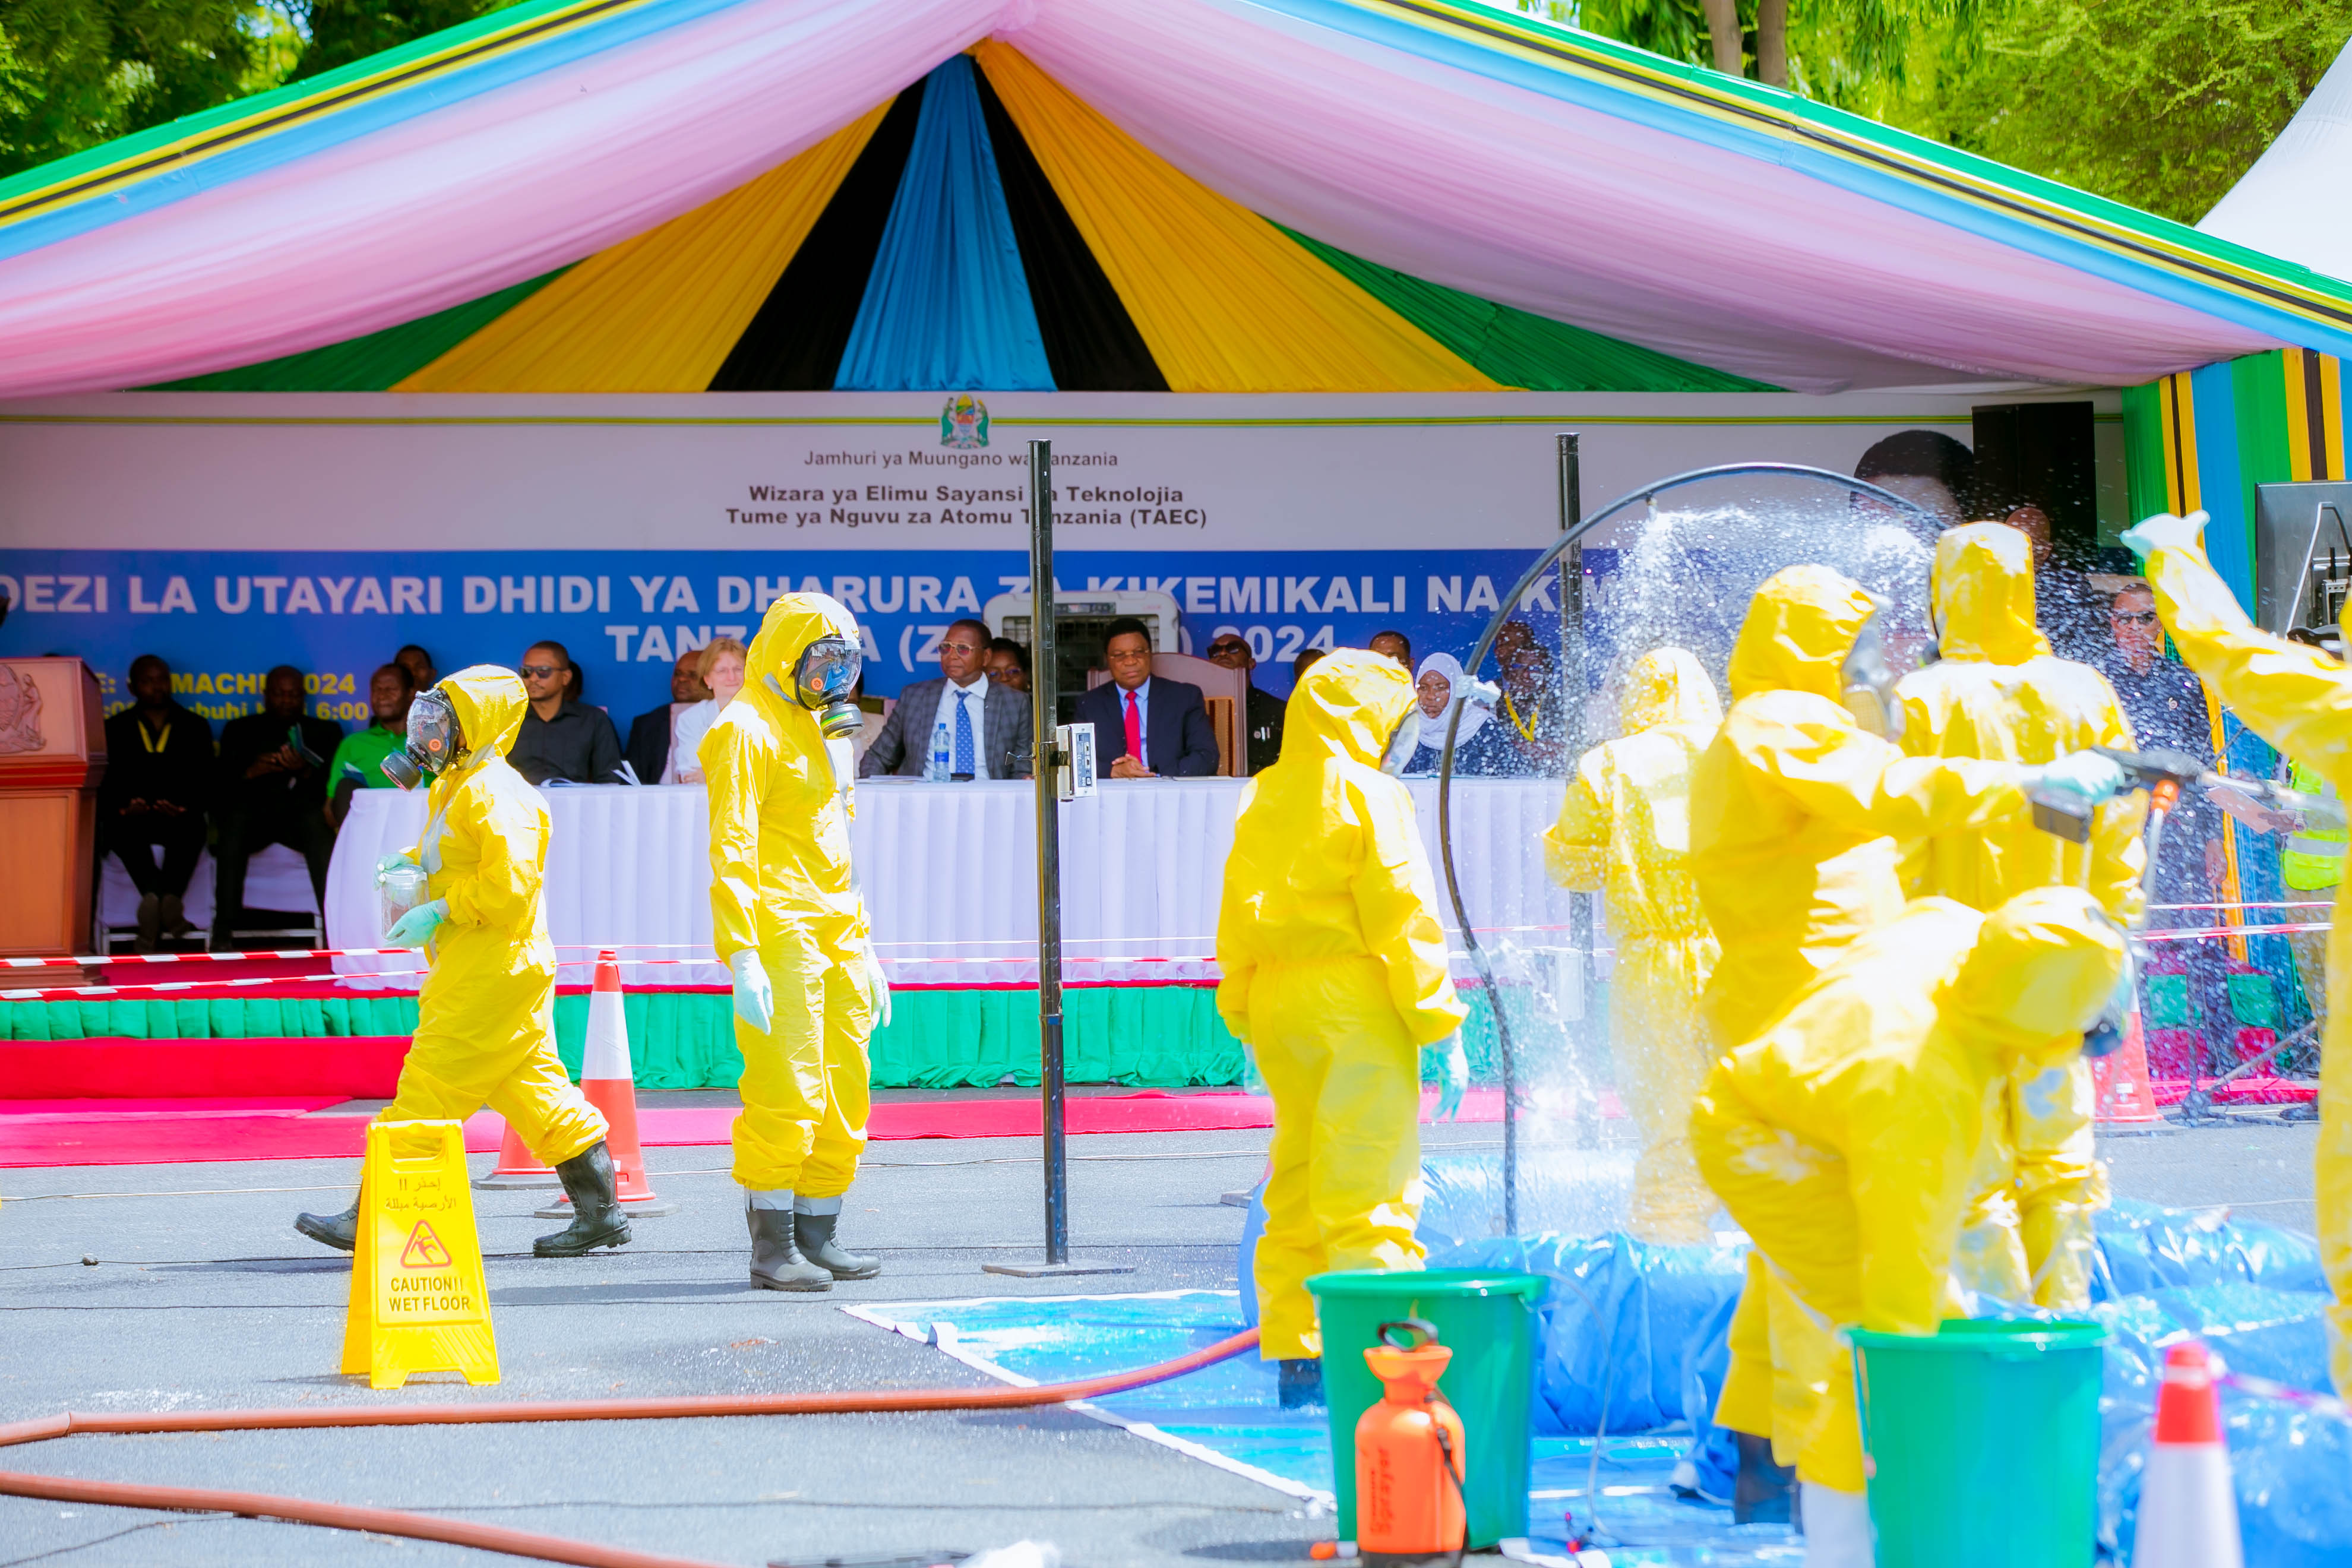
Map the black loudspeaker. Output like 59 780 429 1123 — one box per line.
1971 401 2097 558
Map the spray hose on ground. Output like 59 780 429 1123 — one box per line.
0 1325 1260 1568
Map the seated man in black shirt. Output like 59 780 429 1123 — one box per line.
102 654 213 950
512 640 622 786
213 665 344 947
1203 631 1286 775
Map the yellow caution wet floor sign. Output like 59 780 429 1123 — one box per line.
341 1119 499 1389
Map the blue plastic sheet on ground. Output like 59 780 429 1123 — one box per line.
869 1197 2350 1564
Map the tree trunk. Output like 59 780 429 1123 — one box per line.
1755 0 1788 86
1700 0 1743 75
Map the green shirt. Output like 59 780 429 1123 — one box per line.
328 725 405 792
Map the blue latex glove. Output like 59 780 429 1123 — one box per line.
1430 1032 1468 1123
2027 750 2129 805
729 949 774 1034
2119 509 2208 566
384 898 447 949
375 851 420 876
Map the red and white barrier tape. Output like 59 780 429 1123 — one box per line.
2219 1370 2352 1423
2138 921 2334 943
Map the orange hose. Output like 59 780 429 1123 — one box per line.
0 1325 1260 1567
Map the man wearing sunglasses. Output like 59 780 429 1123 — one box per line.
1203 633 1286 775
511 640 622 786
858 618 1033 780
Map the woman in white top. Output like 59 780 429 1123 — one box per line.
665 637 747 785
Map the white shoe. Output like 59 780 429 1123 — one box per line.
1800 1481 1874 1567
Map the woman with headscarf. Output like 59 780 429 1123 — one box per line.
1402 652 1510 776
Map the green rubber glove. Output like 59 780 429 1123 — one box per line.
862 940 893 1029
384 898 447 949
2026 750 2129 805
728 949 774 1034
1430 1032 1469 1123
2119 509 2208 567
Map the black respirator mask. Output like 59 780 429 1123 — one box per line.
764 635 865 739
381 688 462 791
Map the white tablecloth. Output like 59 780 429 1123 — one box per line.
327 779 1586 990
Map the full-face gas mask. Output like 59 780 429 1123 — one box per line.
764 634 865 739
381 688 463 791
2081 939 2137 1059
1838 603 1905 744
1378 705 1420 776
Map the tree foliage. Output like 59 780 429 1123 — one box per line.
0 0 517 178
0 0 261 174
1927 0 2352 223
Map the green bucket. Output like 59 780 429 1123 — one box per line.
1848 1317 2108 1568
1305 1267 1547 1548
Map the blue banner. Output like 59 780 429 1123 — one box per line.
0 547 1556 727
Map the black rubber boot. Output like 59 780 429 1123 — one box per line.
748 1201 833 1292
533 1142 633 1257
1731 1431 1796 1525
793 1208 880 1280
1278 1357 1325 1410
295 1199 359 1253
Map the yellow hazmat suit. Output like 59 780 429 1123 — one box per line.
2135 527 2352 1392
1543 647 1724 1246
1690 564 2032 1050
703 594 876 1199
380 667 606 1161
1690 887 2125 1493
1216 649 1469 1361
1898 523 2146 1311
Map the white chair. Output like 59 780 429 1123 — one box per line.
99 843 322 952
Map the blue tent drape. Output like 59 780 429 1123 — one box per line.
835 56 1053 391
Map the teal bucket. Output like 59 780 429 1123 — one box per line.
1305 1267 1547 1548
1848 1318 2108 1567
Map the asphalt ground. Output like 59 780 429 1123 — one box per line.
0 1115 2320 1568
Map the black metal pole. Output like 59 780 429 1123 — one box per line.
1557 434 1597 1157
1029 438 1068 1266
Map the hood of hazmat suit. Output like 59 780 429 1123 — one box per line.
1217 647 1463 1045
704 593 868 959
385 665 606 1165
1543 646 1722 1244
1689 886 2124 1490
1898 523 2142 1310
1692 565 2026 1048
2141 533 2352 1395
1216 649 1468 1361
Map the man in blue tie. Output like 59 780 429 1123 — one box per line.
858 618 1033 780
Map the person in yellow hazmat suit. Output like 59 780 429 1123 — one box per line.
2122 507 2352 1394
1542 646 1723 1247
296 667 625 1258
1895 522 2148 1313
703 592 890 1293
1216 649 1469 1410
1690 562 2127 1519
1691 886 2129 1566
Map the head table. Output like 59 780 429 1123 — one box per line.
327 777 1587 992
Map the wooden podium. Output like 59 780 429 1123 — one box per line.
0 657 106 956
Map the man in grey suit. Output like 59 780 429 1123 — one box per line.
859 618 1035 779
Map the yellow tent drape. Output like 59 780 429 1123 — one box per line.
397 106 890 392
972 42 1496 394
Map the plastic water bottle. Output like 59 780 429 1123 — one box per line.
926 717 951 782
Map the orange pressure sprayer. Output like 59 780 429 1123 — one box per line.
1356 1319 1468 1567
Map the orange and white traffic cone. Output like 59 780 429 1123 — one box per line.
538 949 676 1218
2092 1010 2163 1126
2133 1340 2243 1568
473 1123 559 1190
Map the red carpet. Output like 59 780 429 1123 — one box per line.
0 1089 1507 1169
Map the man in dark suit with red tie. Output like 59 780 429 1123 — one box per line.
1073 618 1221 779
